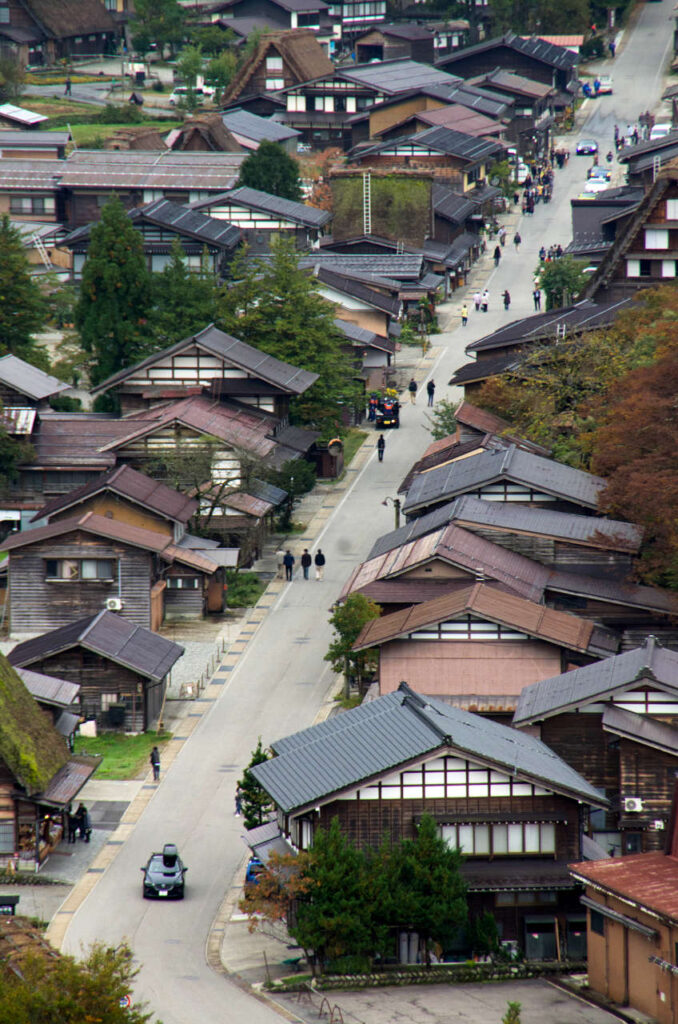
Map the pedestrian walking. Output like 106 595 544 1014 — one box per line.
64 75 72 96
533 287 541 311
493 245 501 267
473 290 481 311
513 231 521 251
150 745 160 781
283 549 295 581
314 549 326 581
461 304 468 326
235 785 243 817
275 546 285 579
76 803 91 842
426 380 435 406
499 226 507 247
502 289 511 311
539 245 546 262
301 548 312 579
481 289 489 312
377 434 385 462
67 805 78 843
609 38 616 58
408 377 417 404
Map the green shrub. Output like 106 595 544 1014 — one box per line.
151 80 165 92
580 36 605 59
224 570 265 608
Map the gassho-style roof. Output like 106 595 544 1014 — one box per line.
9 610 184 683
513 637 678 725
33 464 198 525
62 198 242 251
402 445 606 515
0 511 220 575
0 354 70 402
192 185 331 229
353 581 616 657
251 681 606 814
91 323 318 397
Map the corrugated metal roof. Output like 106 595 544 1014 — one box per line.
0 407 36 435
286 252 423 279
340 58 459 95
437 31 577 71
252 681 605 813
34 464 197 524
16 667 79 708
358 125 504 163
0 103 47 126
315 267 402 314
353 581 601 655
0 354 69 401
0 130 70 146
63 198 242 250
30 413 127 469
93 324 317 397
222 109 299 142
10 609 184 682
432 183 478 224
479 68 553 98
569 853 678 921
514 638 678 724
41 755 100 807
402 445 605 515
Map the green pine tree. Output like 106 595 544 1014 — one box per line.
0 214 47 362
75 195 154 392
237 140 302 201
218 238 361 434
239 738 273 830
150 237 218 345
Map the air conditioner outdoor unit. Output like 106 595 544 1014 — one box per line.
105 597 123 612
624 797 643 813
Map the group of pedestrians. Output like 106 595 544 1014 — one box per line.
539 244 564 262
67 802 92 843
280 548 326 581
472 289 490 313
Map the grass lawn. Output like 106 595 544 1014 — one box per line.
68 121 180 146
74 730 172 780
26 96 97 117
342 428 369 466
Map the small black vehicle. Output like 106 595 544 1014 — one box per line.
375 395 400 429
141 843 187 899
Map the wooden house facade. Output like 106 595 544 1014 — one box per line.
9 610 184 733
0 0 117 65
435 33 578 99
250 682 607 957
514 640 678 857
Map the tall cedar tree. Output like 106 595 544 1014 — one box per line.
0 941 155 1024
75 195 153 391
236 140 302 201
238 737 273 830
151 237 219 345
218 238 361 434
0 214 47 363
131 0 185 55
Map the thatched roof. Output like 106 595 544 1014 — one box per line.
167 114 244 153
223 29 333 103
22 0 116 38
0 652 69 796
0 916 59 981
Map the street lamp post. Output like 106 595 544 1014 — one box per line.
382 496 401 529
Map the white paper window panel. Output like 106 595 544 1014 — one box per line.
346 96 356 112
525 824 540 852
647 691 678 702
612 691 644 702
446 758 467 770
446 784 467 798
359 788 379 800
425 784 445 797
469 770 488 783
404 785 423 798
662 260 677 278
667 199 678 218
266 78 285 90
403 770 422 783
626 259 640 277
491 770 509 782
410 631 439 640
493 824 508 853
440 622 469 633
266 55 283 70
457 825 473 852
475 824 490 854
469 784 489 797
513 783 532 796
441 825 456 846
541 823 556 851
340 791 358 800
490 783 511 796
508 824 523 852
645 228 668 249
381 786 401 798
533 786 550 796
651 704 678 713
427 757 446 771
447 771 467 784
380 771 400 787
425 771 444 784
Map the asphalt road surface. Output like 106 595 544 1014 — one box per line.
61 5 675 1021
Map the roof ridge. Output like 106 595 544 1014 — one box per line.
81 608 107 643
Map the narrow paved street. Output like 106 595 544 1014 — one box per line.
58 5 675 1021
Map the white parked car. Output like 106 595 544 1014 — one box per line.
650 123 672 140
169 85 215 105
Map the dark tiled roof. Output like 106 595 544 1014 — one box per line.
335 318 396 353
251 681 605 813
475 68 554 98
62 199 241 250
222 108 300 142
356 125 504 164
196 185 331 228
514 637 678 724
33 464 197 524
340 58 459 95
465 298 634 353
92 324 318 397
0 354 69 401
432 183 477 224
402 445 606 515
315 267 401 315
9 610 184 682
436 31 577 71
449 353 522 385
366 23 434 41
602 705 678 756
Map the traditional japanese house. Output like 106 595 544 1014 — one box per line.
0 510 222 634
515 639 678 857
334 317 396 392
0 103 48 129
221 108 301 154
0 130 70 160
467 69 555 157
0 654 98 870
222 29 334 107
9 610 184 732
61 198 242 280
402 445 606 520
314 266 402 337
352 581 617 708
0 0 117 65
354 23 435 65
569 798 678 1024
191 186 332 253
250 681 607 958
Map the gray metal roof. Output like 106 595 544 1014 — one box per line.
222 108 300 142
436 31 577 71
465 298 635 354
0 103 47 126
357 125 503 164
195 185 331 229
340 58 459 96
92 323 318 396
0 354 70 401
315 267 401 315
0 130 70 146
513 638 678 725
298 253 423 279
9 610 184 683
16 667 80 708
252 682 606 813
602 705 678 756
402 445 606 515
433 183 478 224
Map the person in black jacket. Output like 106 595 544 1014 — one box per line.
283 550 295 581
150 745 160 781
314 549 326 580
301 549 312 579
377 435 385 462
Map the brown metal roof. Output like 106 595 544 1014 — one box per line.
40 754 100 807
33 464 197 524
569 852 678 921
454 400 551 455
353 581 597 653
30 413 130 469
